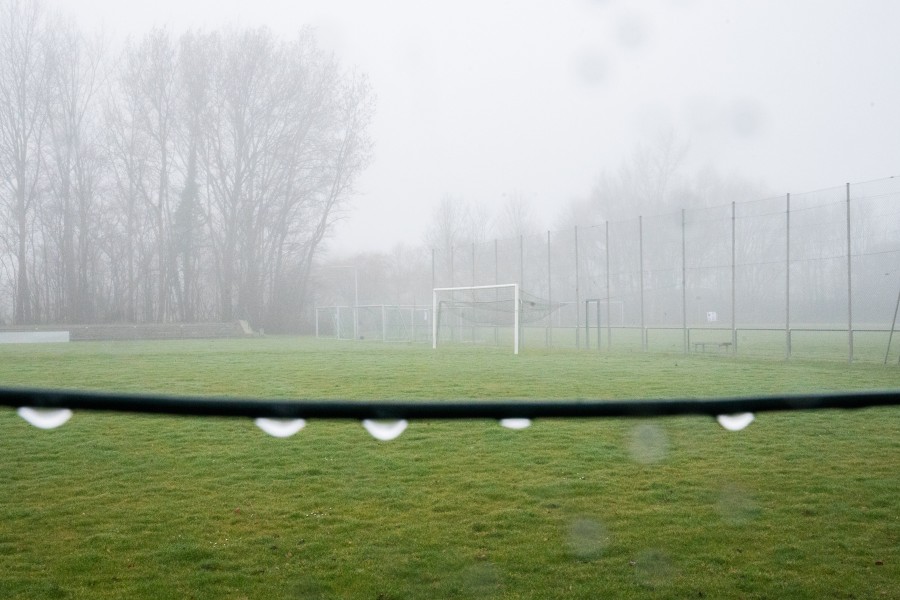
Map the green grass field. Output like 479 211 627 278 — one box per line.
1 337 898 599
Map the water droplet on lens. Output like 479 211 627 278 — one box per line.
254 418 306 438
362 419 408 441
567 518 609 559
460 563 502 595
717 483 759 525
633 549 673 587
17 407 73 430
627 422 669 464
499 418 531 430
716 413 755 431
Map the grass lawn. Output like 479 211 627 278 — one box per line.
0 337 898 599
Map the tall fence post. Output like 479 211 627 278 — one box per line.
471 242 476 287
494 239 499 285
785 193 791 360
519 234 525 350
431 247 435 348
639 216 646 352
471 242 477 344
449 246 455 288
682 209 687 355
494 239 499 345
450 245 456 342
731 201 737 354
886 276 900 364
519 235 524 289
547 230 552 348
846 182 853 363
574 225 581 350
605 221 611 351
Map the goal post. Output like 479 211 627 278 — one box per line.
433 284 521 354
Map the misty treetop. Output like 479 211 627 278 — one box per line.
0 0 374 330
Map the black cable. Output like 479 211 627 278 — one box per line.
1 387 897 420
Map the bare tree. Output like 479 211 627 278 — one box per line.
135 29 178 321
105 53 152 322
200 28 373 328
171 30 211 322
106 28 180 323
43 19 107 322
0 0 53 324
590 130 689 222
494 191 538 239
0 10 374 329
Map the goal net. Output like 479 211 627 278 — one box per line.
315 305 431 343
432 284 558 354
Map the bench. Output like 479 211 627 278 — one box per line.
693 341 732 353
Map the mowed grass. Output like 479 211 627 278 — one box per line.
0 337 898 599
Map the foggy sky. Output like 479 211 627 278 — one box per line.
64 0 900 253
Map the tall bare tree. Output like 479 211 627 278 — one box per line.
590 130 689 223
200 28 373 327
43 19 107 322
0 0 54 323
106 51 152 322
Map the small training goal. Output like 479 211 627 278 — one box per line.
432 284 557 354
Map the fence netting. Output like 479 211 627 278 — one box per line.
425 177 900 361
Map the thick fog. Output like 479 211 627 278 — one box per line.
3 0 899 333
62 0 900 252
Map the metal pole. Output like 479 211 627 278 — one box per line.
520 234 525 349
605 221 611 351
884 275 900 365
494 239 499 345
472 242 476 287
494 239 499 285
639 216 645 352
336 305 342 340
472 242 476 344
575 226 580 350
450 245 454 288
514 283 520 354
430 248 435 347
786 194 791 360
432 289 438 349
547 230 552 348
450 245 456 342
731 201 737 354
846 182 853 363
353 268 359 341
584 300 590 350
682 209 687 355
519 235 524 288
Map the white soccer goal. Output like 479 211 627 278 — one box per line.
432 284 558 354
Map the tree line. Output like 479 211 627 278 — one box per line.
0 0 373 330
